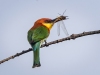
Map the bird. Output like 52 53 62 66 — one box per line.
27 18 55 68
27 16 68 68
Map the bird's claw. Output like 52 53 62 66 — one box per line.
44 40 49 47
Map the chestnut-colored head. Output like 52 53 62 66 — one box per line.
32 18 54 30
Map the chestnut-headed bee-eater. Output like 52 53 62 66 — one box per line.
27 16 68 68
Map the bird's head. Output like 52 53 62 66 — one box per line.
34 18 55 30
33 16 68 30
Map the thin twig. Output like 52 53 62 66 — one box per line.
0 30 100 64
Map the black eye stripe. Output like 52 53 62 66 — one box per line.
45 20 52 23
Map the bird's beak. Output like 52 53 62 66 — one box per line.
51 16 68 23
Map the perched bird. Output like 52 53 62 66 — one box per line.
27 16 68 68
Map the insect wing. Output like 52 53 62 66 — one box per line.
57 21 60 36
61 21 69 36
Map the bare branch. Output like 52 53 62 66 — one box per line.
0 30 100 64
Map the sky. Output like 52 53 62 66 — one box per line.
0 0 100 75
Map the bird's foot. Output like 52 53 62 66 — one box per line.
44 40 49 47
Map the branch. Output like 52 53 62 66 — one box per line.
0 30 100 64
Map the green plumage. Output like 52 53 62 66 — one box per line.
27 25 49 68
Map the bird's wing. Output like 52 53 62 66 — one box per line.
27 26 49 44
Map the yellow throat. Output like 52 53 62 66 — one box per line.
42 23 54 30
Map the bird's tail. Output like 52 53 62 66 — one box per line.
32 42 41 68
